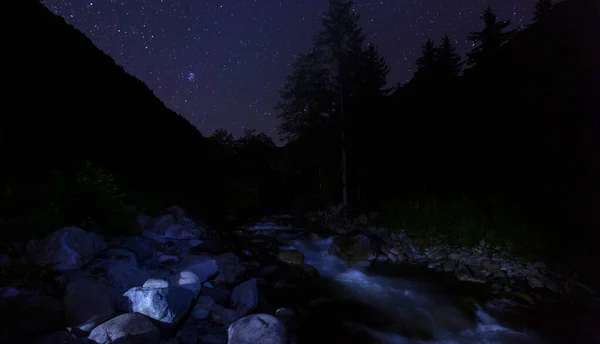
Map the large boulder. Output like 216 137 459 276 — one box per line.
88 313 160 344
230 279 258 316
150 215 206 240
227 314 286 344
64 276 116 332
29 227 106 271
123 279 196 325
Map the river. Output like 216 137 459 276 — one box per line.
245 216 599 344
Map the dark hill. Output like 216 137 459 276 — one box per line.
1 0 233 231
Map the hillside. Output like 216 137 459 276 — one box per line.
1 0 238 236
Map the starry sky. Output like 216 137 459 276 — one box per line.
43 0 537 140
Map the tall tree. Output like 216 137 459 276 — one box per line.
275 51 334 142
533 0 554 22
466 6 516 67
411 38 437 85
436 35 463 80
313 0 367 208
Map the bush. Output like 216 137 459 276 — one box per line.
377 192 538 255
1 160 136 242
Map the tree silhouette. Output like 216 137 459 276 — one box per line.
466 6 516 67
313 0 368 207
275 50 334 142
412 38 437 85
436 35 463 80
533 0 554 22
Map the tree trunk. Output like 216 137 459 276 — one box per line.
340 66 348 208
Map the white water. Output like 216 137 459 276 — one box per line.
281 236 543 344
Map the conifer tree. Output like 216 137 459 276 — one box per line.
467 6 516 66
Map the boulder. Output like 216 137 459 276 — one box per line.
88 313 160 344
227 314 286 344
30 227 106 271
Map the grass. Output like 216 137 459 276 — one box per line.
377 192 548 260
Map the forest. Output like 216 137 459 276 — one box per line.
1 0 599 274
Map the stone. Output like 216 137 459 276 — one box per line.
527 277 544 289
64 276 116 332
228 314 286 344
277 250 304 265
213 252 245 285
178 255 220 284
88 313 160 344
106 247 138 265
30 227 106 271
191 296 215 320
230 279 258 316
124 285 196 324
210 304 240 324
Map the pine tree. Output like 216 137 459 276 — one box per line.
276 0 388 208
533 0 554 22
275 51 334 142
412 38 437 85
436 35 463 80
313 0 369 208
467 6 516 66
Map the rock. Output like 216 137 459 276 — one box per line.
124 283 196 324
210 304 241 324
30 227 106 271
158 254 179 264
527 277 544 289
122 236 154 262
191 296 215 320
545 279 562 293
189 239 203 248
329 234 371 261
143 278 169 288
169 271 202 295
427 247 448 261
228 314 286 344
137 213 153 231
443 260 457 273
176 322 198 344
64 276 116 332
104 248 138 267
277 250 304 265
202 334 228 344
105 261 151 293
201 286 232 305
481 259 501 272
230 279 258 316
213 252 246 285
143 230 167 244
178 255 220 284
88 313 160 344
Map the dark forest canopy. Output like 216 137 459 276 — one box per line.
276 0 599 261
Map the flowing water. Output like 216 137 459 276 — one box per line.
245 217 599 344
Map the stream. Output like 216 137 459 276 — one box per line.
243 216 599 344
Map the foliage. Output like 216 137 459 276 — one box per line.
1 161 135 241
377 193 550 258
466 6 516 67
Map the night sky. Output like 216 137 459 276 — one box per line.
43 0 536 140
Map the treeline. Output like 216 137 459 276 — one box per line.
274 0 600 259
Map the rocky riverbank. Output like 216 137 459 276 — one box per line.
0 206 300 344
304 205 598 306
